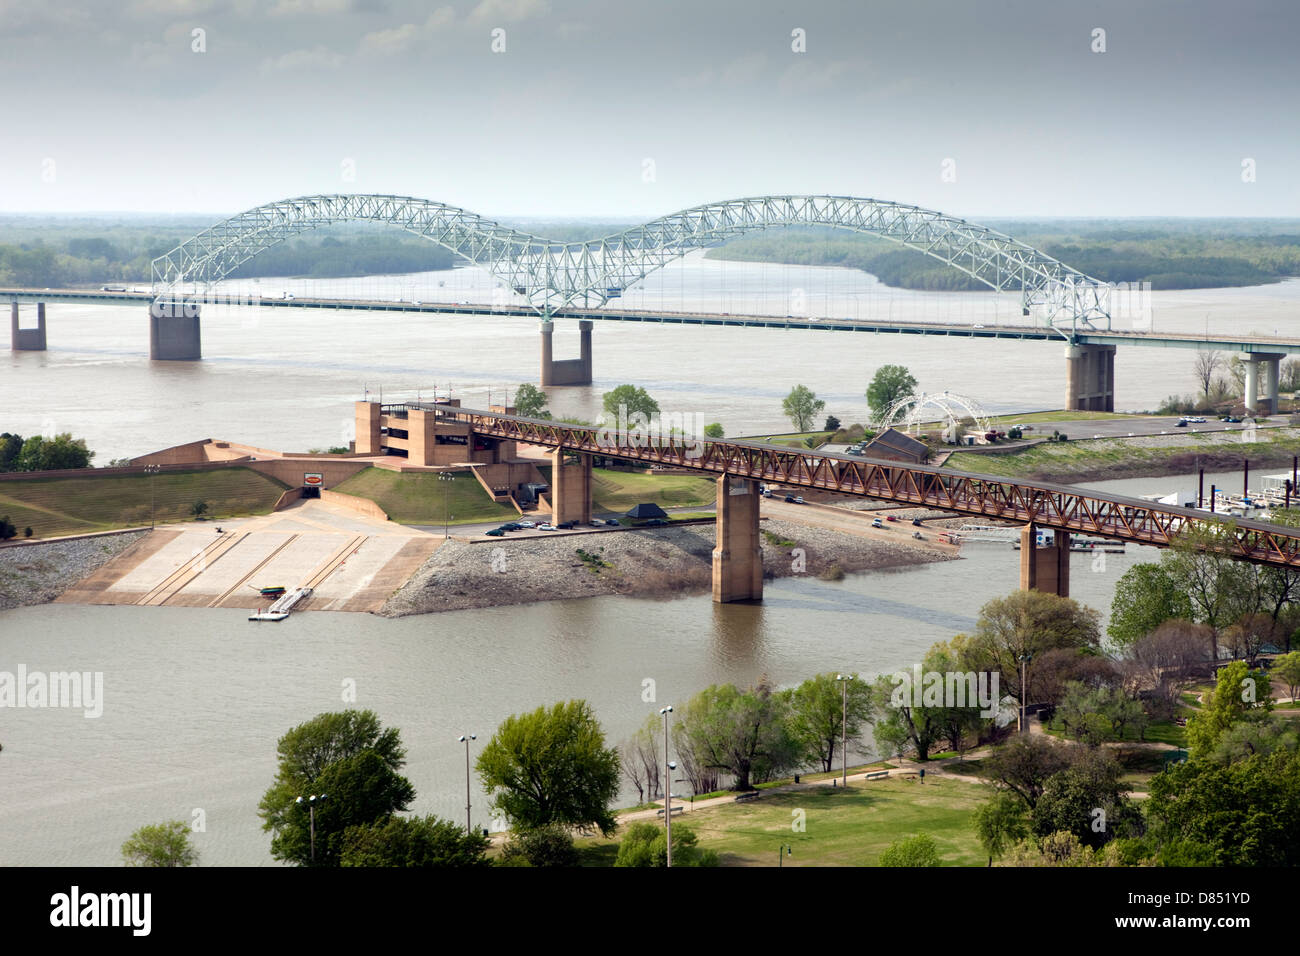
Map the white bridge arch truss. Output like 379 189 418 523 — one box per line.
151 194 1112 335
879 390 994 438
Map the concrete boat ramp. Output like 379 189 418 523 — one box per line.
57 498 441 614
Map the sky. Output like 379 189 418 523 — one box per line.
1 0 1298 220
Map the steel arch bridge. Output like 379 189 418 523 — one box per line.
151 193 1111 335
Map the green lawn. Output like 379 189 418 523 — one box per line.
737 430 834 448
591 468 718 512
331 468 518 525
578 777 989 867
0 468 288 537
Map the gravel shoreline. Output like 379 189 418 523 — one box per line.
0 532 149 611
381 518 954 617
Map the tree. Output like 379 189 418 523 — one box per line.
1192 350 1223 398
13 432 93 472
258 710 413 867
878 833 940 867
614 822 718 867
866 364 918 424
618 714 663 804
602 384 660 423
476 699 621 836
974 793 1028 866
121 821 198 867
1107 563 1194 648
190 500 208 518
1185 660 1272 759
673 679 800 791
498 823 579 867
982 735 1073 809
0 432 23 472
703 422 724 439
0 516 15 541
512 383 550 419
781 385 824 432
1127 619 1215 708
823 415 841 432
1208 713 1299 765
1030 747 1139 848
1273 650 1300 703
787 672 873 772
339 814 490 867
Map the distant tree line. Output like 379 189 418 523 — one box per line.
0 432 94 472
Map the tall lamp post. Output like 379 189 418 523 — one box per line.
144 464 160 528
660 705 673 867
295 793 327 864
458 734 476 834
836 674 854 787
438 472 455 538
1018 652 1033 733
779 844 792 867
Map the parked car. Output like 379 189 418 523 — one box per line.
605 519 620 526
912 518 922 526
885 515 898 522
1189 416 1207 423
784 495 796 503
644 518 668 527
590 518 604 526
518 520 536 528
537 523 557 531
793 496 806 505
872 517 884 528
498 523 522 531
485 528 505 537
1175 419 1188 427
556 521 575 529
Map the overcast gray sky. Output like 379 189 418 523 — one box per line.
2 0 1297 219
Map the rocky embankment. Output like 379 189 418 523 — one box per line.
0 532 149 611
381 518 952 616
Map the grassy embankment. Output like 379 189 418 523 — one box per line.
944 430 1300 483
575 776 989 867
0 468 288 538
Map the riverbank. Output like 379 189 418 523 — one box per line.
944 427 1300 484
381 517 953 616
0 531 149 610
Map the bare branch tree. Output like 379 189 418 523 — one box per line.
1193 350 1223 398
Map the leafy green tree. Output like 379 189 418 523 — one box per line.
190 500 208 517
512 383 550 419
1030 748 1139 849
1107 563 1194 648
121 820 198 867
1162 523 1259 660
1186 660 1273 758
602 384 660 423
866 365 918 424
974 793 1029 866
0 432 25 472
1146 749 1300 866
787 672 873 772
703 422 724 439
258 710 413 867
477 699 621 836
13 433 93 471
823 415 841 432
982 734 1073 810
614 822 718 867
781 384 825 432
1003 830 1125 867
0 516 15 541
673 680 800 790
878 833 940 867
1208 712 1299 765
339 814 490 867
1273 650 1300 702
498 824 579 867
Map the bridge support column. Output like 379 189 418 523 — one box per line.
149 299 202 361
539 319 592 386
1064 344 1115 412
712 475 762 603
549 449 592 525
10 302 47 350
1020 524 1070 597
1244 353 1283 415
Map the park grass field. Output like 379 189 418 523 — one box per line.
578 776 989 867
0 467 288 538
331 468 518 525
590 467 718 512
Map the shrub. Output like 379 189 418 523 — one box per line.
878 832 941 867
614 822 718 867
499 825 579 868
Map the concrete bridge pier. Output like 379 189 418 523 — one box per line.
712 476 762 603
1064 344 1115 412
549 449 592 525
150 299 202 360
10 302 47 350
1243 353 1283 415
1020 524 1070 597
539 319 592 386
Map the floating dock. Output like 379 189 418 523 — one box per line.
249 586 313 622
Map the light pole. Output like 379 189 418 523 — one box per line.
836 673 854 787
438 472 455 538
660 705 673 867
779 844 792 867
295 793 327 863
1018 653 1033 733
145 464 160 528
459 734 476 834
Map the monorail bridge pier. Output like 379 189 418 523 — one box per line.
10 302 46 351
539 319 593 386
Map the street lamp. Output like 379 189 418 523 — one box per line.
295 793 327 863
836 674 854 787
144 464 160 528
1018 653 1033 733
660 705 674 867
459 734 476 834
779 844 793 867
438 472 455 538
